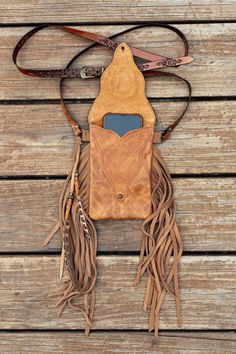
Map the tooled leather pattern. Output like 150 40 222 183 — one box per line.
89 125 153 220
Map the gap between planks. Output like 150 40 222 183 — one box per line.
0 255 235 330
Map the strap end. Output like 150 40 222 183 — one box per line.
183 55 194 64
161 128 172 142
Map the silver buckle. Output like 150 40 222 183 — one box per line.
80 67 104 79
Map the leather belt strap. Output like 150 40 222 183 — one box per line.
12 23 193 142
13 24 193 78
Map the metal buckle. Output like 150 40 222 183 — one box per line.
80 67 95 79
80 67 105 79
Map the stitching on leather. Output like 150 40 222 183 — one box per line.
91 126 117 195
91 125 153 199
92 124 152 140
126 136 153 198
123 131 153 200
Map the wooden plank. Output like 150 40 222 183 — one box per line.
0 178 235 253
0 255 235 329
1 100 235 176
1 24 236 100
1 1 235 23
0 331 236 353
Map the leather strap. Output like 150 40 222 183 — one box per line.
13 23 193 141
143 70 192 141
13 24 193 78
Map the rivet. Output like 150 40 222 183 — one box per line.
117 193 123 199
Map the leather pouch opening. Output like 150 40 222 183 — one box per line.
88 123 154 220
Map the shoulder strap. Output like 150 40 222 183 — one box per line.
143 70 192 141
12 23 192 141
13 24 192 78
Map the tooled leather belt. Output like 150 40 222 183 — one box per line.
12 23 192 143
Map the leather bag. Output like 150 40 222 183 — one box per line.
13 23 192 338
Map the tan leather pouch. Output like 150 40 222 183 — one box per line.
89 124 153 219
88 42 156 220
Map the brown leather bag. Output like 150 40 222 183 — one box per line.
13 24 192 338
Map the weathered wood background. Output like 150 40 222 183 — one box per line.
0 1 236 353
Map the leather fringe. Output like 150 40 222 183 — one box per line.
45 142 97 336
134 146 183 338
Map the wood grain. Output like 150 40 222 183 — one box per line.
1 100 235 176
1 0 236 350
2 24 236 100
0 255 235 329
1 1 236 23
0 178 235 253
0 331 236 353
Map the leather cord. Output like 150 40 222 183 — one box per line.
143 70 192 141
12 23 192 141
135 146 183 336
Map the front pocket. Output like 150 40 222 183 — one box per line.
89 124 154 220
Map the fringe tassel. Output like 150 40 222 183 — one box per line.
45 142 97 335
134 146 183 338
